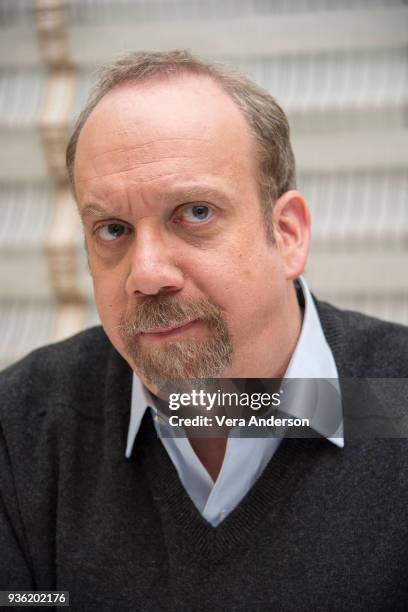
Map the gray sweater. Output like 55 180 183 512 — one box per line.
0 300 408 611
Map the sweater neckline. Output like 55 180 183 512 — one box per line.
314 298 351 377
135 410 339 559
108 299 348 556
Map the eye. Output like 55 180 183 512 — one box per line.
96 223 130 242
178 203 213 224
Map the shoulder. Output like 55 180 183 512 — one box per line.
315 299 408 376
0 326 112 424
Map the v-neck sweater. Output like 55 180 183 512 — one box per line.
1 300 408 611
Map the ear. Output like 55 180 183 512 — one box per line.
272 190 311 281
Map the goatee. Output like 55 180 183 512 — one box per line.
118 296 233 387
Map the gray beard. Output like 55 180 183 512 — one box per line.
118 296 233 387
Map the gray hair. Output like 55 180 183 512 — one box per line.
66 49 296 238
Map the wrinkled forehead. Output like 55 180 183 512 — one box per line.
74 75 258 194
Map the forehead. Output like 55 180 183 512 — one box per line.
74 74 258 200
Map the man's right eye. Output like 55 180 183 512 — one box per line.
95 223 130 242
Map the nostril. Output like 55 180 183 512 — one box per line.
160 285 183 294
132 285 182 298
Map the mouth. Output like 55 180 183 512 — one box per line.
139 319 200 341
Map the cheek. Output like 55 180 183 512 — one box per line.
91 266 128 331
185 252 238 306
93 280 131 365
212 250 285 329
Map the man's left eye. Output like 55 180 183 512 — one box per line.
180 203 213 224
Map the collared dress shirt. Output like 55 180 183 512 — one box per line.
126 276 344 526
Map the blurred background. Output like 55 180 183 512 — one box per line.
0 0 407 369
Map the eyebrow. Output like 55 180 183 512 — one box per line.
79 185 232 222
79 204 116 222
167 185 230 205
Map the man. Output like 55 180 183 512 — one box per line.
1 50 407 610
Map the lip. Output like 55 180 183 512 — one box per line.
140 319 199 339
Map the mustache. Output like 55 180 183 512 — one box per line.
118 296 224 336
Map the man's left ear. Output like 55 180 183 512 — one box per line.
272 190 311 281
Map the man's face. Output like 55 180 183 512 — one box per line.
74 75 303 389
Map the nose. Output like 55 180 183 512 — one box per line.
125 224 185 297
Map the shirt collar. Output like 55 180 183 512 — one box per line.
126 276 344 458
286 276 339 379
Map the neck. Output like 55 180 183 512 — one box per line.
188 437 227 482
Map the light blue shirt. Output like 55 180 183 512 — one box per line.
125 276 344 526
